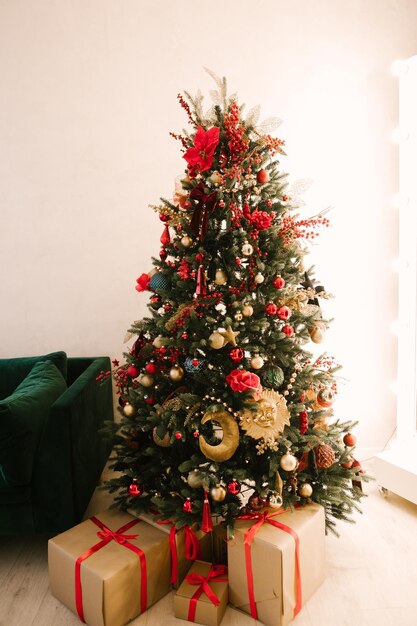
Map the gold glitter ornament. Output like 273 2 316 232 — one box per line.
123 403 136 417
169 365 184 382
210 484 227 502
139 374 154 387
242 303 254 317
214 269 227 285
181 235 193 248
240 389 290 440
209 332 225 349
280 452 298 472
250 355 264 370
299 483 313 498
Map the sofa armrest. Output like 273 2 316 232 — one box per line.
32 357 114 533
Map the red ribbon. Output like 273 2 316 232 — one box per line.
157 520 202 585
237 509 302 620
189 181 218 241
74 516 147 622
186 564 228 622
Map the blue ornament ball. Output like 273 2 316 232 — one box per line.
184 356 207 374
149 272 170 292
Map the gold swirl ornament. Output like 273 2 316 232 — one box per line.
199 410 240 462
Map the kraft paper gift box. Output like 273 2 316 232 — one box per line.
138 512 212 587
228 503 325 626
174 560 228 626
212 523 228 565
48 508 172 626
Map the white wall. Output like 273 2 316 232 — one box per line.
1 0 416 455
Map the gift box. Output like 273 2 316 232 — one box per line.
228 503 325 626
48 509 172 626
174 560 228 626
211 523 228 565
138 512 212 587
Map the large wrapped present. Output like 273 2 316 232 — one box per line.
174 560 228 626
211 523 228 565
48 509 171 626
228 503 325 626
138 512 212 587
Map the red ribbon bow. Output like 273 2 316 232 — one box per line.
75 516 147 623
157 520 202 585
185 564 228 622
189 182 218 241
237 508 302 621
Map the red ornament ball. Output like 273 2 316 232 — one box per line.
230 347 245 363
266 200 272 207
128 479 144 497
193 430 200 438
192 358 199 367
265 302 277 316
164 304 172 312
159 214 168 222
196 253 204 263
273 276 285 289
183 498 194 513
257 169 270 184
181 332 188 340
145 362 158 375
160 248 167 260
127 365 139 378
174 432 182 440
277 306 291 320
144 396 155 405
343 433 357 447
342 456 354 469
227 479 241 495
282 325 294 337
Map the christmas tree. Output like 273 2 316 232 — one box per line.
106 71 367 535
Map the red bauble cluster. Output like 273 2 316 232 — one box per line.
299 410 308 434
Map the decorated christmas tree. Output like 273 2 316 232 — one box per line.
106 71 367 535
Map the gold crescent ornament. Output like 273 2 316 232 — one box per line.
199 410 240 462
153 427 171 447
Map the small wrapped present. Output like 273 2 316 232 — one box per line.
48 509 171 626
138 512 212 587
228 503 325 626
174 560 228 626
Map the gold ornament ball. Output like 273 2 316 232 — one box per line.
310 327 324 344
280 452 298 472
210 171 222 185
139 374 154 387
299 483 313 498
254 273 265 284
123 403 136 417
242 303 254 317
234 311 243 321
169 365 184 382
267 494 283 510
214 269 227 285
209 332 225 349
153 335 165 348
250 355 264 369
187 469 204 488
242 242 254 256
210 484 227 502
181 235 193 248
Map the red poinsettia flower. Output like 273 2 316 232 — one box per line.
250 210 273 230
135 273 150 292
183 125 220 174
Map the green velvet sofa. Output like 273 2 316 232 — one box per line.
0 351 114 535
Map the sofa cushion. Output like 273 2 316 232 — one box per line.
0 360 67 488
0 351 67 400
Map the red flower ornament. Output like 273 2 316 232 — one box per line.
250 210 273 230
183 125 220 175
135 273 151 292
226 369 262 399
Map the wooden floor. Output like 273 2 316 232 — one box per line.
1 460 417 626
